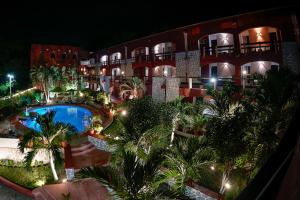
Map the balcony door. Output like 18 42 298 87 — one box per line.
269 32 277 51
210 66 218 78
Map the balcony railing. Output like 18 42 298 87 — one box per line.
131 52 175 63
201 45 235 57
153 52 175 61
240 41 281 54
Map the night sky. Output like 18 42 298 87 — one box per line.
0 1 297 51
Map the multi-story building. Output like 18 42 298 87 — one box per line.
42 8 300 101
30 44 87 68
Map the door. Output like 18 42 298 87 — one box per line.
269 32 277 51
211 40 217 55
210 66 218 78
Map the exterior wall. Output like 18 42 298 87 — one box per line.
0 138 50 164
152 77 179 102
121 63 134 77
175 50 201 80
209 63 235 78
30 44 83 67
282 42 300 73
209 33 234 46
241 61 279 75
152 77 166 102
166 77 180 102
153 65 176 77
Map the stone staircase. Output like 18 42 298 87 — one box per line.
71 141 96 157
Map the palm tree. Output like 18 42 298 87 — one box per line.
120 77 146 99
163 136 216 192
80 150 180 199
168 97 196 144
18 111 76 180
30 65 52 102
204 83 252 194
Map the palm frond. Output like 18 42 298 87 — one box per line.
24 149 38 169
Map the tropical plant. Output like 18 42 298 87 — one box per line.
120 77 146 99
205 83 253 194
80 150 181 200
18 111 76 180
30 65 52 102
163 136 216 192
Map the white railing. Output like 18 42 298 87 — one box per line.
0 87 37 100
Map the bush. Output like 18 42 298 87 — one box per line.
0 165 54 189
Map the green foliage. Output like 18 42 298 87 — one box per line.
96 91 108 105
103 117 125 137
0 165 55 189
18 111 76 179
121 96 161 142
163 136 217 191
80 150 182 199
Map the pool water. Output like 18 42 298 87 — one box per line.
21 105 92 133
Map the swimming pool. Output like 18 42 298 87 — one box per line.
21 105 93 133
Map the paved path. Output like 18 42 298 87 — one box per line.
0 184 32 200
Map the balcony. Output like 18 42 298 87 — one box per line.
201 45 235 57
240 41 281 54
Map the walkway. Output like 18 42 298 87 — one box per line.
0 183 32 200
32 178 110 200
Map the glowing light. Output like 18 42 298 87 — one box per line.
210 78 216 83
225 182 231 189
7 74 14 79
79 92 84 97
121 110 127 116
242 70 247 75
36 180 45 187
62 178 67 183
121 71 125 75
115 136 120 140
163 69 168 76
210 166 215 171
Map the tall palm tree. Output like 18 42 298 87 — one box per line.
30 65 52 102
80 150 180 199
204 83 251 194
18 111 76 180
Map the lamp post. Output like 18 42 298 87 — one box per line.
210 77 217 90
7 74 14 97
242 70 247 91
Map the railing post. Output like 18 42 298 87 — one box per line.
203 47 206 57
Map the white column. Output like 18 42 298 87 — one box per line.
188 78 193 89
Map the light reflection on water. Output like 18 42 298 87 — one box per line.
21 105 92 133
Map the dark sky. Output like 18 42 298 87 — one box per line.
0 1 298 51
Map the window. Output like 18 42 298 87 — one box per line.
145 67 149 77
211 66 218 78
61 53 66 60
72 54 77 60
271 65 279 71
245 66 251 74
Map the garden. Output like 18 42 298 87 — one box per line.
0 65 299 200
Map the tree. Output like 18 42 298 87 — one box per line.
120 77 146 99
30 65 52 102
205 83 253 194
18 111 76 180
163 136 216 192
80 150 179 199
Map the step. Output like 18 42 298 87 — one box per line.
71 145 96 157
71 142 94 153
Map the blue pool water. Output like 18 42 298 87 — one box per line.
21 105 93 133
